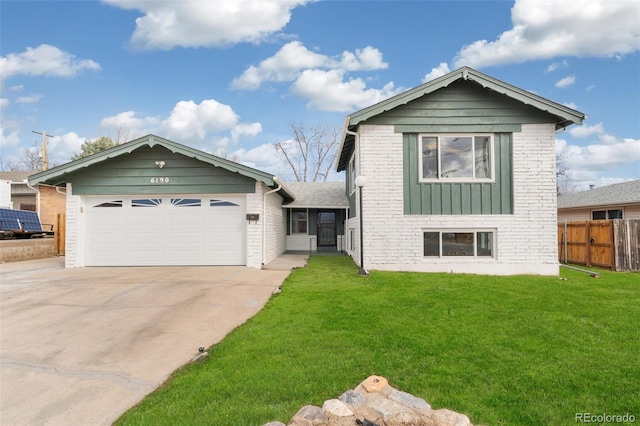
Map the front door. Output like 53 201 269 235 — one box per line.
317 211 336 250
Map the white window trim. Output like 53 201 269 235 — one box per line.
290 208 309 235
348 153 357 195
423 229 497 260
418 134 495 183
590 207 624 220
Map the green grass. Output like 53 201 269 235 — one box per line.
117 256 640 426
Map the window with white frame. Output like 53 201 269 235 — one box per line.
420 135 493 181
291 209 308 234
349 155 356 194
592 209 623 220
424 230 495 258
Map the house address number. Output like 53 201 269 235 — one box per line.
150 177 170 183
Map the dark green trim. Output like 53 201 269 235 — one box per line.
403 133 513 215
29 134 293 201
395 124 521 133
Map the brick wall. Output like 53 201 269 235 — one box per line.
264 188 286 265
38 185 66 255
246 183 264 268
0 239 55 263
354 123 559 276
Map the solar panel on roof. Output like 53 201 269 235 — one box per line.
0 208 43 231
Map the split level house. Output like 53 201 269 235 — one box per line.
336 67 585 276
29 67 585 275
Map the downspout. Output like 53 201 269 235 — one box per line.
343 120 364 266
262 176 282 267
26 181 41 215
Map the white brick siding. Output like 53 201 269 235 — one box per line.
245 183 264 268
264 187 286 265
350 123 559 275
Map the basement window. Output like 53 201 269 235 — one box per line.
424 230 494 258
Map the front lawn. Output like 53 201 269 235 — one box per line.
117 256 639 425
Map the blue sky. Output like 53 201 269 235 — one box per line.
1 0 638 190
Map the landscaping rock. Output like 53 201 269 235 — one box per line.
322 399 353 417
339 389 366 407
291 405 328 425
262 376 473 426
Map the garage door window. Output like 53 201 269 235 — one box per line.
132 198 162 207
210 199 239 207
171 198 201 207
94 200 122 208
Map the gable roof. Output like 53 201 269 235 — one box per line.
336 66 586 171
0 171 36 182
558 180 640 209
283 182 348 208
28 134 294 201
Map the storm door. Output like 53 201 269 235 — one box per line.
317 211 337 250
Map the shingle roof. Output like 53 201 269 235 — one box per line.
0 171 37 182
558 180 640 209
284 182 348 208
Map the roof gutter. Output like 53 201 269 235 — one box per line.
262 176 283 267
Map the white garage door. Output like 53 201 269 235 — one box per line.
84 195 246 266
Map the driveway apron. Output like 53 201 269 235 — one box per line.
0 257 302 425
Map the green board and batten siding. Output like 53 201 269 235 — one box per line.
403 133 512 215
355 79 568 215
64 146 256 195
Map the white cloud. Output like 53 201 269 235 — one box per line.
422 63 451 83
45 132 86 165
231 122 262 141
162 99 239 141
555 74 575 88
98 99 261 147
586 84 596 91
291 69 401 112
0 44 100 80
103 0 312 50
546 60 568 72
232 142 293 178
100 111 160 133
570 122 604 138
15 94 43 104
335 46 388 71
231 41 387 89
8 85 23 91
453 0 640 68
563 102 579 110
0 126 21 149
0 98 8 109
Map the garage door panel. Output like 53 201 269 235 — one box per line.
85 195 246 266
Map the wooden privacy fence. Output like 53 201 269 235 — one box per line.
558 219 640 272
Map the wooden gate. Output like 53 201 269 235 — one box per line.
54 213 66 256
558 220 614 269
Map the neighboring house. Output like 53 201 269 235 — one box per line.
28 135 345 268
336 67 585 276
558 180 640 221
282 182 348 253
0 170 66 233
0 171 37 211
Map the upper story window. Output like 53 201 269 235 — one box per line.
349 155 356 194
291 208 308 234
419 134 493 182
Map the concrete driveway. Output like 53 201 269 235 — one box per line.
0 255 306 425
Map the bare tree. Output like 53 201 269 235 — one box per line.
274 122 340 182
556 149 576 195
1 142 50 171
214 145 239 162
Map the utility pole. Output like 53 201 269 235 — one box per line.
32 130 55 171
